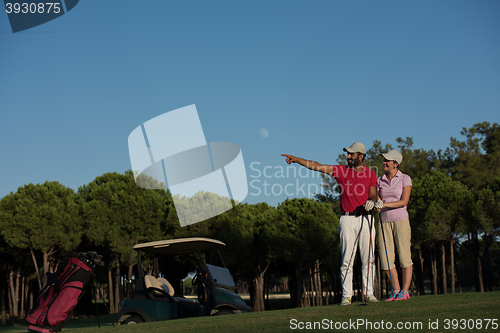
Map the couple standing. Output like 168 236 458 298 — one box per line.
282 142 412 305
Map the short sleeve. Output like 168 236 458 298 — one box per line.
369 169 377 187
331 165 341 179
403 174 412 187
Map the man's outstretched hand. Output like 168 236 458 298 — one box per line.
281 154 297 164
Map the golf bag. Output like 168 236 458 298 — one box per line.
26 252 104 333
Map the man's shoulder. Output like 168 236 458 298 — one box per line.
330 165 347 179
331 164 347 172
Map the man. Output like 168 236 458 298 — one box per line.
282 142 379 305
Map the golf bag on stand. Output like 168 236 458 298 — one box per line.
26 252 112 333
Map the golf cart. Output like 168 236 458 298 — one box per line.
117 237 251 324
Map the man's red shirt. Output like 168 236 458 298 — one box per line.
331 165 377 213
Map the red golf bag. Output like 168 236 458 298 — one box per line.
26 252 102 333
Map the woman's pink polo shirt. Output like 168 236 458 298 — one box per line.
377 170 412 222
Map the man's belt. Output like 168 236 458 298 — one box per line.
341 211 371 217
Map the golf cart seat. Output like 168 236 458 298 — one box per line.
144 275 175 297
158 277 175 296
144 275 199 305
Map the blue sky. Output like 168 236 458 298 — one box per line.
1 0 499 207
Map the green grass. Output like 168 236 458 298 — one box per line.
2 292 499 333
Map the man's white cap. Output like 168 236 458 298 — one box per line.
343 142 366 154
381 149 403 164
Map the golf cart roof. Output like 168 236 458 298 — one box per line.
133 237 226 255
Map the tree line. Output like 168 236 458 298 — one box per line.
0 121 498 324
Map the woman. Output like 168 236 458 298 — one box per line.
375 149 413 301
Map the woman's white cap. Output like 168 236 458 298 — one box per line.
381 149 403 164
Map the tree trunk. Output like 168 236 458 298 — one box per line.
26 277 31 315
108 268 115 313
30 247 42 290
20 276 25 319
15 269 21 318
471 231 484 292
441 242 447 294
430 249 438 295
450 240 455 294
41 247 57 287
52 258 61 275
29 284 34 310
414 248 425 295
288 274 295 307
43 252 49 287
249 263 268 312
453 250 463 293
309 266 315 307
9 267 20 319
324 274 329 306
264 273 268 308
482 234 493 292
314 261 322 306
301 278 307 307
294 265 302 308
311 264 318 306
1 281 6 325
477 255 484 292
114 255 121 312
7 275 12 319
127 264 134 299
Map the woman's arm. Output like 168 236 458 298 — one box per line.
382 186 412 209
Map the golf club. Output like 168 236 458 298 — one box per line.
358 210 374 306
380 214 395 301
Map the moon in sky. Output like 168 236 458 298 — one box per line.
259 128 269 138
